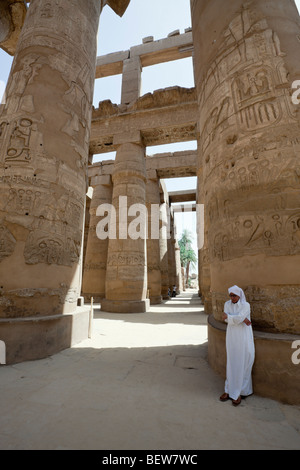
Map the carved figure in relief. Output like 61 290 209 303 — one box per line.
5 188 42 215
211 209 300 261
201 97 232 151
286 213 300 253
24 218 81 267
40 3 54 18
5 54 41 115
0 121 7 138
0 226 16 262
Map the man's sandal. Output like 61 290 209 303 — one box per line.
219 393 230 402
232 396 242 406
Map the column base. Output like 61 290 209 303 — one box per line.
150 295 163 305
101 298 150 313
0 307 91 365
207 314 300 406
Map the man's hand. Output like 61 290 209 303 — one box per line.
222 312 228 321
243 318 252 326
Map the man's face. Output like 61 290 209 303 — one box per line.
229 293 240 304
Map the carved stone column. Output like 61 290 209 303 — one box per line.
191 0 300 333
191 0 300 404
168 213 176 289
174 239 182 293
198 168 212 312
101 138 149 313
0 0 102 363
146 171 162 304
159 188 170 299
82 174 113 302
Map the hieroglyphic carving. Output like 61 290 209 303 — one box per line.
199 7 296 162
0 116 43 167
3 54 41 115
107 253 145 266
211 210 300 261
6 118 32 163
232 66 282 132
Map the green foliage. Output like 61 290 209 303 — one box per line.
178 229 197 268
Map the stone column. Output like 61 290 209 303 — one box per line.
101 135 149 313
82 174 113 302
191 0 300 404
159 194 170 299
146 170 162 304
0 0 101 363
168 213 177 289
191 0 300 333
174 239 182 293
197 168 212 312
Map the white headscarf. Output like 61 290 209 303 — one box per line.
228 285 246 303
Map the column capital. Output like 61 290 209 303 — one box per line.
0 0 27 55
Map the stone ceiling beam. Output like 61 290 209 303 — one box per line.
90 87 198 154
88 149 197 180
168 190 196 203
172 203 196 212
147 150 197 179
95 31 193 78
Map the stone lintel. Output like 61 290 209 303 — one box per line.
129 31 193 67
169 189 196 203
88 150 197 179
88 151 197 180
95 31 193 78
113 129 142 146
95 50 129 78
90 93 198 154
146 150 197 178
172 203 196 212
88 161 115 179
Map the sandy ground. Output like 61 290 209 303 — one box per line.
0 290 299 450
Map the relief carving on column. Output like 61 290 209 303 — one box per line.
199 6 300 262
0 225 16 262
0 1 101 271
24 216 82 267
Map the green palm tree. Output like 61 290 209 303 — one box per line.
178 229 197 287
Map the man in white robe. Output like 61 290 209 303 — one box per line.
219 285 255 406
